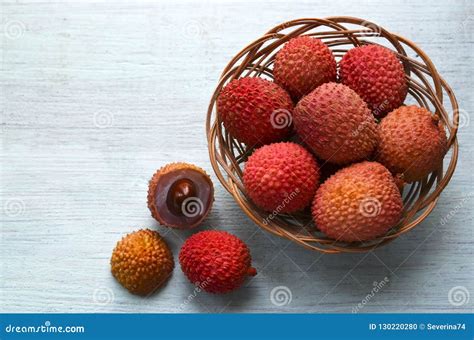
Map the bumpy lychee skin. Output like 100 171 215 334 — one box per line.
179 230 257 294
376 105 448 182
340 44 407 118
147 163 214 229
111 229 174 296
217 77 293 146
243 142 320 213
312 161 403 242
294 82 377 164
274 36 337 100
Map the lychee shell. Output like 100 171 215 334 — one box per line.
147 162 214 229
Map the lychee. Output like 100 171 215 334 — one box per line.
243 142 320 213
274 36 337 100
312 161 403 242
111 229 174 295
376 105 448 182
147 163 214 229
340 44 407 117
179 230 256 294
293 82 377 165
217 77 293 146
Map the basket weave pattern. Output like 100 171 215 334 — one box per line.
206 17 459 253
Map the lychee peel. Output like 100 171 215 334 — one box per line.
274 36 337 100
217 77 293 146
376 105 448 182
243 142 320 213
294 82 377 164
340 44 407 117
179 230 256 294
312 161 403 242
147 162 214 229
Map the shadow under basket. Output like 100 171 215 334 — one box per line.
206 17 459 254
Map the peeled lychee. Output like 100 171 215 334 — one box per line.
217 77 293 146
294 82 377 165
376 105 448 182
111 229 174 295
312 161 403 242
274 36 337 100
243 142 320 213
340 44 407 118
147 163 214 229
179 230 256 294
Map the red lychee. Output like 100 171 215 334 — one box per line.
243 142 320 213
312 161 403 242
274 36 337 100
293 82 377 165
340 44 407 118
217 77 293 146
179 230 256 294
376 105 448 182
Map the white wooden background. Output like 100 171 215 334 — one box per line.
1 0 473 313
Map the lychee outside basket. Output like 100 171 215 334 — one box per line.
206 17 459 253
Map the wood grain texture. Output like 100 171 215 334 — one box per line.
1 0 473 313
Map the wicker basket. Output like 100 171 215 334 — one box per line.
206 17 459 253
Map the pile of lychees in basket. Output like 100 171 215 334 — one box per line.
110 36 448 297
219 37 447 243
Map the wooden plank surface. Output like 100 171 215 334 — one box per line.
1 0 473 313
